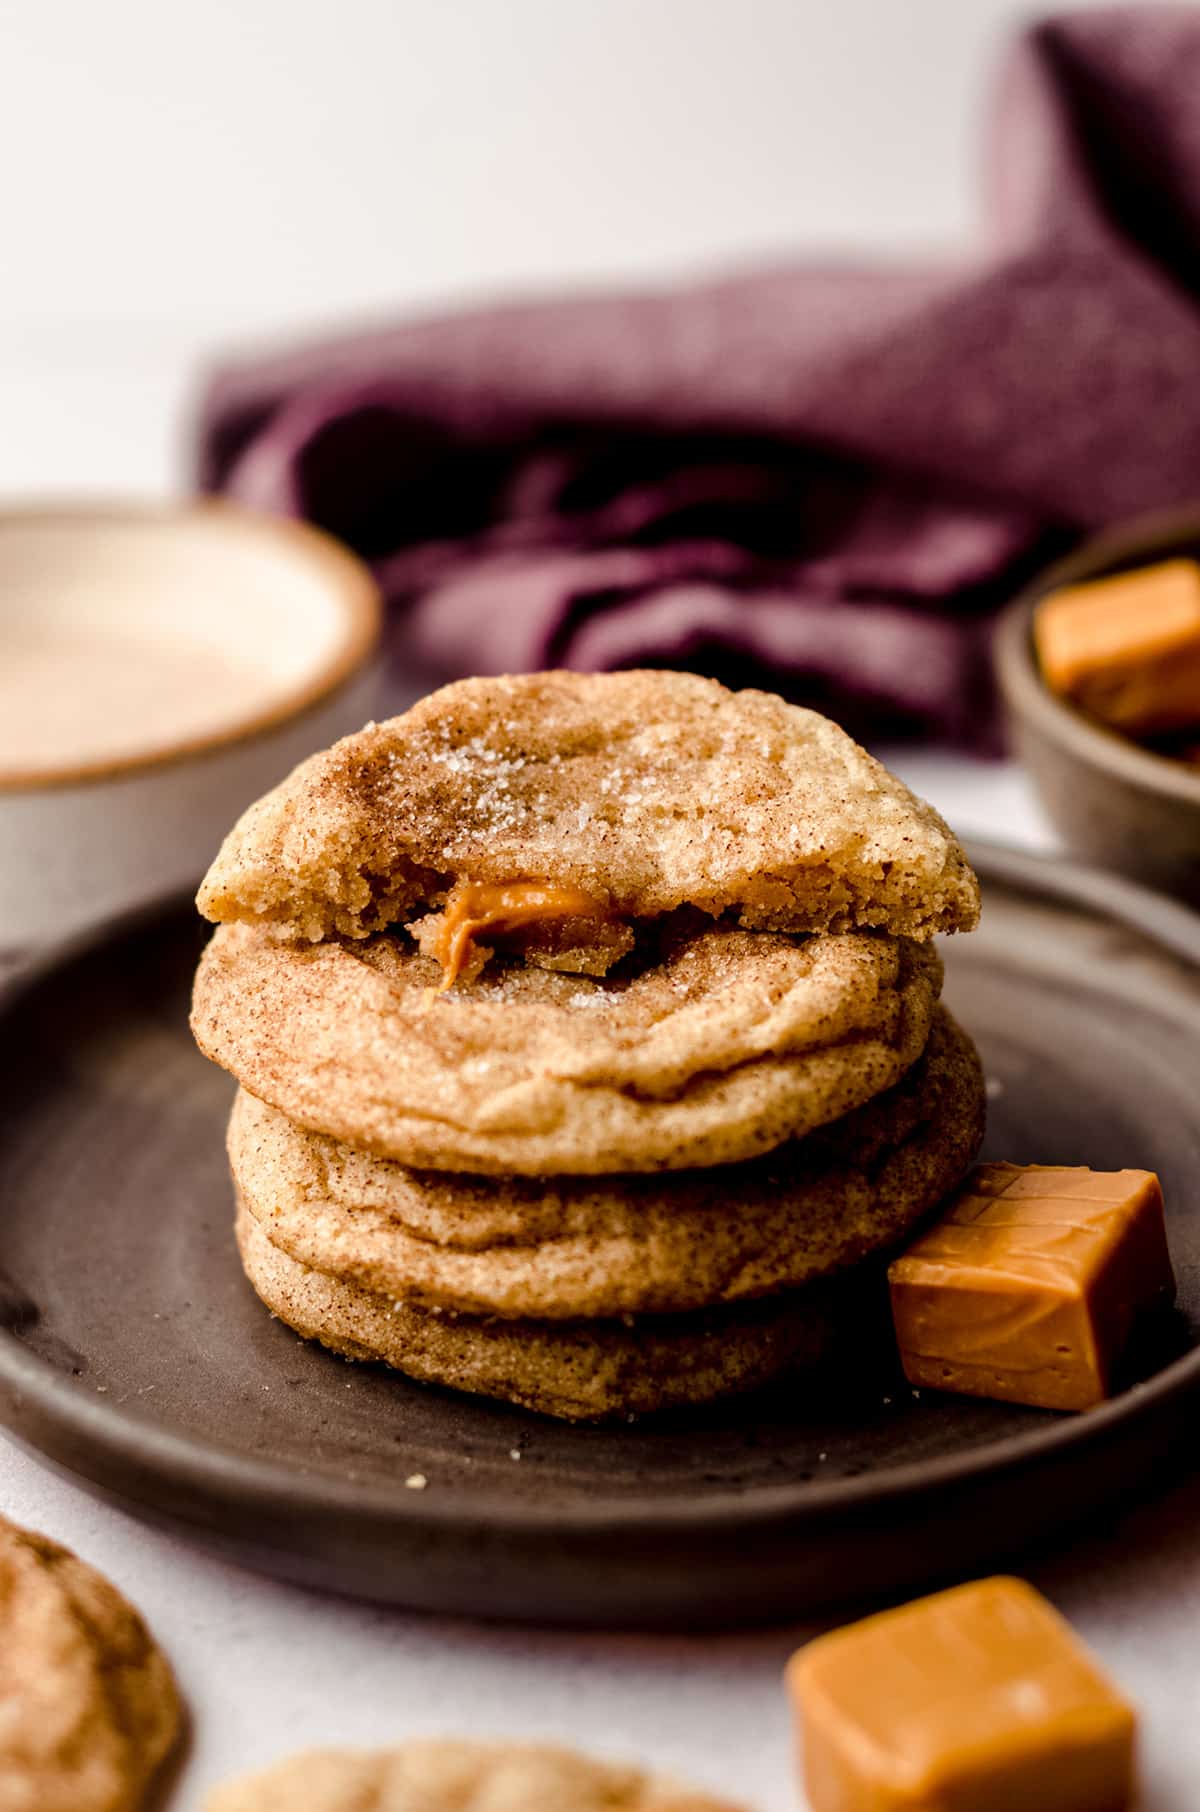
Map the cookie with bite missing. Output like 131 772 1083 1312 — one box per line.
196 670 979 951
194 919 941 1174
230 1009 984 1319
205 1740 745 1812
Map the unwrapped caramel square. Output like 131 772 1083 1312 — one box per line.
888 1164 1174 1411
788 1576 1137 1812
1034 558 1200 734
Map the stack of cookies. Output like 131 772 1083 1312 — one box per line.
191 671 985 1421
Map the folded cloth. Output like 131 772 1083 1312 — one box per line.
195 8 1200 748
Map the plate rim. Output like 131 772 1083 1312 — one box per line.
2 841 1200 1542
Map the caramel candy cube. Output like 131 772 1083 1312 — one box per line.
788 1576 1137 1812
1034 558 1200 734
889 1164 1174 1411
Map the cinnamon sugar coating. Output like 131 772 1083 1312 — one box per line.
193 920 942 1174
196 671 979 944
230 1010 983 1319
235 1196 843 1422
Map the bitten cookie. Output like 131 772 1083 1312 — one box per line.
197 670 979 944
0 1514 181 1812
205 1740 745 1812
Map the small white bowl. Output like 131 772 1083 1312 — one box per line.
0 500 382 948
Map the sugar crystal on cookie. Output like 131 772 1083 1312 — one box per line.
196 671 980 943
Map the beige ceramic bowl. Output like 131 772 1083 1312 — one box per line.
995 507 1200 904
0 500 382 948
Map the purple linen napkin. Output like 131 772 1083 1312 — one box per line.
195 8 1200 747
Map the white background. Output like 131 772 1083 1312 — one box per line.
0 0 1069 496
2 2 1192 1807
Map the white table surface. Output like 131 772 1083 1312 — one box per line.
3 747 1198 1812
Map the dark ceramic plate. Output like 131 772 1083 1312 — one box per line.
1 841 1199 1629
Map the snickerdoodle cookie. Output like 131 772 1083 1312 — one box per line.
193 669 983 1421
230 1009 983 1319
193 920 941 1174
0 1515 181 1812
197 670 979 947
205 1740 745 1812
235 1199 849 1421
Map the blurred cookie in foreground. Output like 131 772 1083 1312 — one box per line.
889 1164 1175 1411
0 1513 181 1812
204 1738 745 1811
787 1576 1136 1812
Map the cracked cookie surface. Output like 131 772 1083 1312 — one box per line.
230 1010 983 1317
235 1197 850 1421
196 670 979 945
194 921 942 1174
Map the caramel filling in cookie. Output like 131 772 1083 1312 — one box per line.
426 878 617 986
